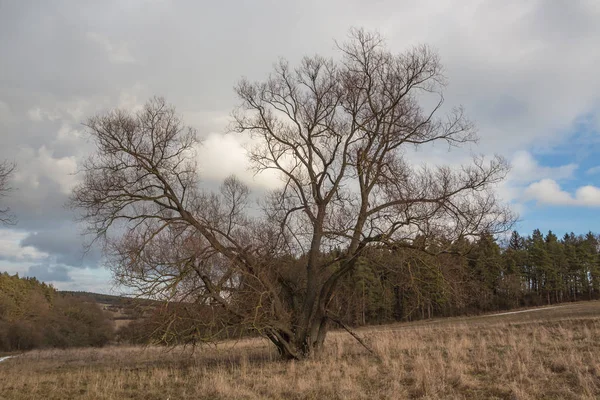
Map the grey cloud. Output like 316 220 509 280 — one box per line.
20 227 102 269
4 178 74 232
1 2 140 98
27 264 72 282
527 0 598 41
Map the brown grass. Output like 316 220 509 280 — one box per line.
1 301 600 399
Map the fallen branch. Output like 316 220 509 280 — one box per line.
327 315 378 358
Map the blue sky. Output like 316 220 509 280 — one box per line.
513 119 600 237
0 0 599 294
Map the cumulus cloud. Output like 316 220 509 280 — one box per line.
524 179 600 207
495 150 579 209
509 151 577 183
196 133 281 190
12 146 77 195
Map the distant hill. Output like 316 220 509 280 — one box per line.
59 291 159 329
60 291 129 306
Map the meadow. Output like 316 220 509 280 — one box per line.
1 301 600 399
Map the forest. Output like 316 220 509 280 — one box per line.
0 273 113 352
333 229 600 324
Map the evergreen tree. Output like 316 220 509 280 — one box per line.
545 231 565 304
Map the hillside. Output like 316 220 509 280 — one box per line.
59 291 159 330
0 273 113 351
1 301 599 399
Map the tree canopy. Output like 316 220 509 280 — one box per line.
71 29 515 359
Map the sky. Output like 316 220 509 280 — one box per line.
0 0 599 294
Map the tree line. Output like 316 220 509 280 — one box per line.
331 229 600 325
0 272 114 351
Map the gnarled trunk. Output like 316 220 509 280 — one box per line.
269 315 329 360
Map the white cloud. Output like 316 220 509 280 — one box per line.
196 133 281 190
586 166 600 175
377 0 600 154
576 185 600 206
86 32 136 64
508 150 577 183
495 150 578 212
27 99 92 124
56 123 83 143
524 179 600 207
0 229 47 263
51 268 114 294
12 146 78 194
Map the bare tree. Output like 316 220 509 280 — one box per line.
71 29 515 359
0 160 16 225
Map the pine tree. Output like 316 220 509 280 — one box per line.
468 232 503 310
527 229 550 303
545 231 565 304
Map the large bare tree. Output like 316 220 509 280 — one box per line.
71 29 514 359
0 160 16 225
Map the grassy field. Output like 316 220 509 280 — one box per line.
1 302 600 399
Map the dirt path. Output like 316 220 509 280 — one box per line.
365 303 576 334
481 304 568 318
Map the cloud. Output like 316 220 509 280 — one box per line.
12 146 77 195
586 166 600 175
20 228 102 269
524 179 600 207
495 150 579 211
26 264 72 282
576 186 600 206
196 133 281 190
509 151 577 183
50 268 115 294
86 32 136 64
430 0 600 152
27 107 60 122
0 229 47 264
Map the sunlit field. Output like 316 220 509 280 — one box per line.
2 301 600 400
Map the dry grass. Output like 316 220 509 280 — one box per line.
1 302 600 399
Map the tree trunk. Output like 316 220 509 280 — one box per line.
269 316 330 360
